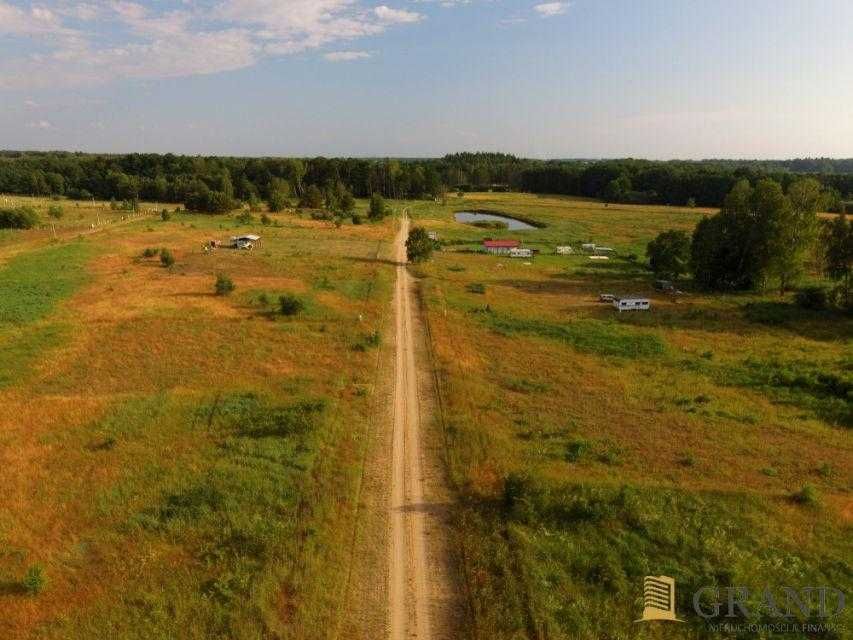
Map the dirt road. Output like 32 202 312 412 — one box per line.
388 215 462 640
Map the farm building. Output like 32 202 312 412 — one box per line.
594 246 615 255
509 248 534 258
482 239 520 255
555 246 574 255
427 231 439 241
613 297 650 312
581 243 597 253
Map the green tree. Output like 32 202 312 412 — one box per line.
48 205 64 219
767 178 821 294
268 190 289 212
822 212 852 306
299 185 324 209
406 226 435 263
368 193 388 220
646 230 691 280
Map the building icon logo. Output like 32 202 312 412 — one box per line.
637 576 684 623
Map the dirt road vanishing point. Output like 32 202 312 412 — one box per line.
388 215 462 640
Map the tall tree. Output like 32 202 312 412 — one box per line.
822 212 852 306
646 230 691 280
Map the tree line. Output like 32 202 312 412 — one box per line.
1 151 852 214
646 177 852 308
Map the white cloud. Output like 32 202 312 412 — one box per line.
26 120 53 129
374 5 423 23
324 50 371 61
0 1 72 35
534 2 569 17
0 0 422 89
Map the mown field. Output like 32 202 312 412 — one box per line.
0 198 397 639
409 193 852 638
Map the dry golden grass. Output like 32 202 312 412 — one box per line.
0 202 397 638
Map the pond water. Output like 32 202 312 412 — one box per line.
454 211 536 231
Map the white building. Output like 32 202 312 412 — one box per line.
509 248 534 258
555 246 574 255
613 297 650 312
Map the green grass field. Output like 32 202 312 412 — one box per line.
409 192 852 639
0 192 849 639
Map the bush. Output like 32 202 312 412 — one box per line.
794 286 828 310
141 247 159 258
791 484 820 507
351 214 363 225
23 565 46 595
160 209 171 221
260 213 272 226
235 211 254 225
279 294 304 316
47 205 64 219
466 283 486 294
159 248 175 268
214 274 235 296
0 206 39 229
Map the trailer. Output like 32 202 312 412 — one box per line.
613 297 650 312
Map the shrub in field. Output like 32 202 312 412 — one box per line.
795 286 828 310
214 274 235 296
354 330 381 351
160 209 171 221
141 247 159 258
47 204 64 219
0 206 39 229
791 484 820 507
23 565 46 595
235 211 254 225
466 283 486 294
351 214 363 225
279 294 304 316
159 248 175 268
260 213 272 226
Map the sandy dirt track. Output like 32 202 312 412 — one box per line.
388 215 463 640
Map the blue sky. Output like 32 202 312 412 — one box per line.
1 0 851 158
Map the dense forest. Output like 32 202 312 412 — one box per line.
1 151 852 212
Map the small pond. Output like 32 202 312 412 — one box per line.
454 211 537 231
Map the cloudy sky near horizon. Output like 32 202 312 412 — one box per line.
1 0 852 159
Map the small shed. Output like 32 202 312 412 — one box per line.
581 243 597 253
482 239 520 255
556 246 574 255
509 248 534 258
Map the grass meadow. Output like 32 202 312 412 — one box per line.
0 191 849 639
0 200 396 639
409 193 852 639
